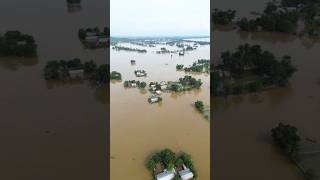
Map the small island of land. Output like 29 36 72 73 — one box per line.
212 43 296 97
146 148 196 180
44 58 108 87
0 30 37 57
78 27 109 49
271 123 319 180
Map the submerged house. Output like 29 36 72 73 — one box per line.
97 37 109 45
68 68 84 78
178 165 194 180
148 95 162 104
179 51 185 56
85 35 99 42
135 70 147 77
155 169 175 180
131 59 136 65
160 81 168 90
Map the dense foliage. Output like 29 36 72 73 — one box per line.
271 123 301 159
212 44 296 97
146 149 197 177
222 44 296 86
238 4 299 33
195 100 204 112
184 59 210 73
44 58 108 86
0 31 37 57
212 8 236 25
110 71 122 80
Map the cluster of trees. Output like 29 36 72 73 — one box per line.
112 45 147 53
176 64 184 70
146 149 197 178
212 8 236 25
44 58 108 86
211 70 223 96
195 100 204 112
222 44 296 86
184 59 210 73
271 123 301 159
177 76 202 89
123 80 146 89
78 27 109 40
0 30 37 57
238 4 299 33
301 5 320 36
212 44 296 97
271 123 317 180
110 71 121 80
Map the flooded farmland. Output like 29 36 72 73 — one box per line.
213 0 320 179
0 0 108 179
110 40 210 180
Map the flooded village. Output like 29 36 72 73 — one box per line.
213 0 320 179
110 37 210 180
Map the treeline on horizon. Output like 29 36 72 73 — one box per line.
213 0 320 36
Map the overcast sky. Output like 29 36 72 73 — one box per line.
110 0 210 37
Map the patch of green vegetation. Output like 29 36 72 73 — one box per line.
0 30 37 57
212 44 297 97
212 8 236 25
110 71 122 80
44 59 108 86
176 64 184 70
146 149 197 178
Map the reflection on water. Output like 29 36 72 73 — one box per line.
0 57 38 71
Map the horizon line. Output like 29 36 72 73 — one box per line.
110 35 210 38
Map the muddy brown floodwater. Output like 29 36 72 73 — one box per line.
110 42 210 179
0 0 108 179
213 0 320 180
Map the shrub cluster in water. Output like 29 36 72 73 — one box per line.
110 71 122 80
44 58 108 86
0 31 37 57
271 123 318 180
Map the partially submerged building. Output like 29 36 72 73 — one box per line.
68 68 84 78
178 165 194 180
135 70 147 77
155 169 175 180
148 95 162 103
